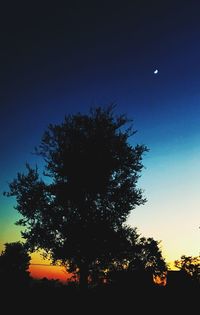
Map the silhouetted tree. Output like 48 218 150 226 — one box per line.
104 226 167 287
174 255 200 286
0 242 31 288
128 233 167 275
5 105 148 289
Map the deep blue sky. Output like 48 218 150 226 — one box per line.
0 1 200 264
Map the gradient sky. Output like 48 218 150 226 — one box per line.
0 1 200 279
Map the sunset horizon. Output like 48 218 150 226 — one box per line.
0 2 199 305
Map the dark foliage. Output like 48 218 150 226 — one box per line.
88 226 167 286
5 105 148 288
0 241 31 289
174 255 200 288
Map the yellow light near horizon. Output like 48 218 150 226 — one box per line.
30 251 49 265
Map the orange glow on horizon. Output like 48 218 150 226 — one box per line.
29 264 73 283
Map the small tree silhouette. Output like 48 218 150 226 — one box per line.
174 255 200 286
103 227 167 287
0 242 31 289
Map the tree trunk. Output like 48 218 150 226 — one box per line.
79 262 89 290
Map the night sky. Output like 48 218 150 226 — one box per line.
0 1 200 277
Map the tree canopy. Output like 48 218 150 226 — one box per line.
0 242 31 288
88 226 167 286
5 106 148 288
174 255 200 285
